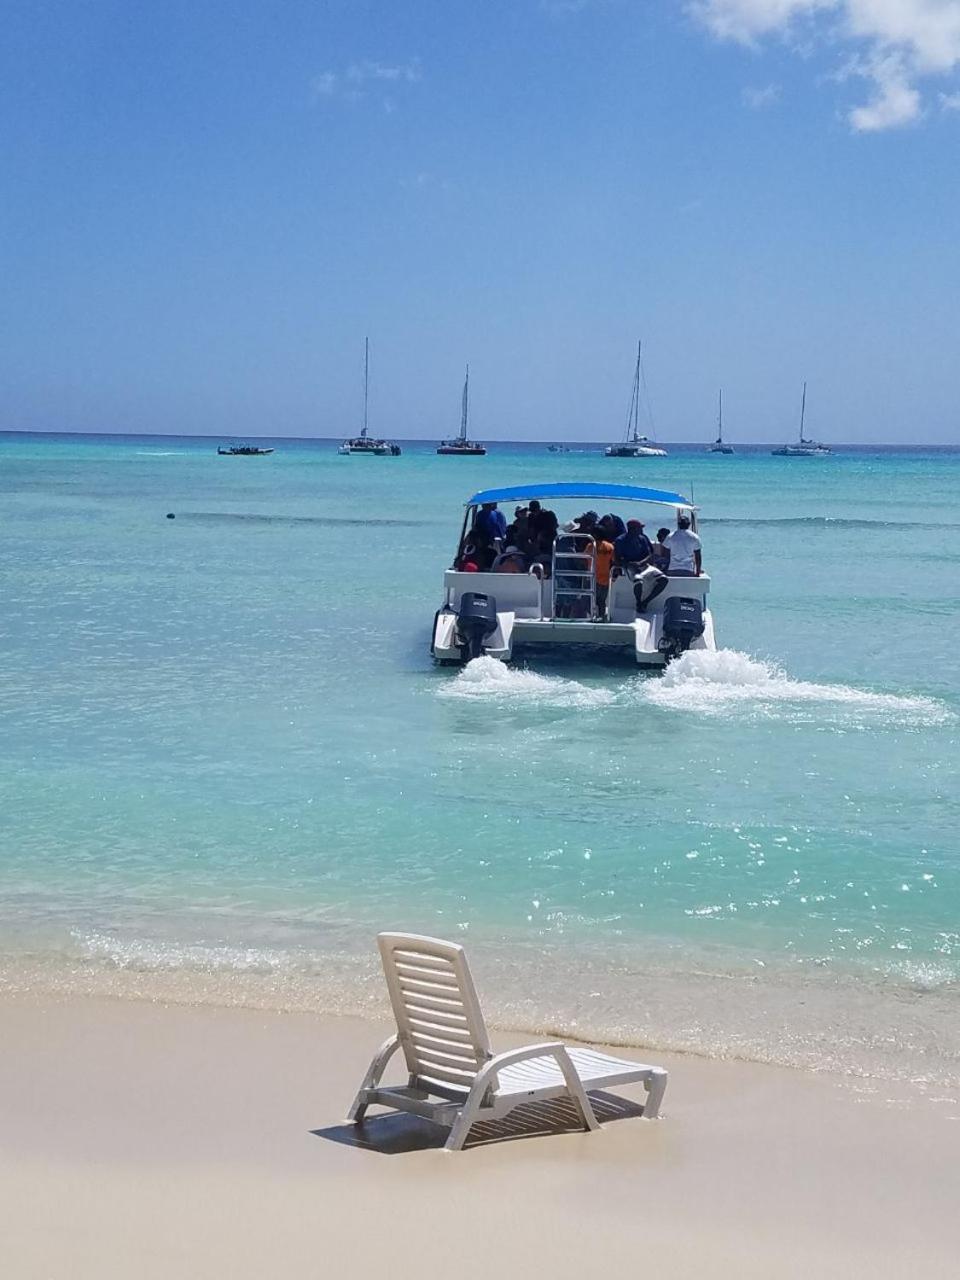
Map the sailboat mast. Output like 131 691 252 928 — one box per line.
717 388 723 444
460 365 469 443
798 380 807 444
631 340 642 442
362 337 369 438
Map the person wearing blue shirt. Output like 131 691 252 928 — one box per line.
614 519 653 566
475 502 506 543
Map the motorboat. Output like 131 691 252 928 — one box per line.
547 444 570 453
605 342 668 458
217 444 275 456
339 437 401 456
339 338 402 456
430 482 716 668
437 366 486 456
772 382 831 457
707 390 734 454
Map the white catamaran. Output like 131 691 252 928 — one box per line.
605 342 668 458
707 389 734 454
339 338 402 456
772 382 831 457
437 366 486 456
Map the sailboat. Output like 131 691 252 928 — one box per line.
771 382 831 457
605 341 668 458
437 366 486 455
707 389 734 454
338 338 402 456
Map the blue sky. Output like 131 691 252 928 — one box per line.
2 0 958 443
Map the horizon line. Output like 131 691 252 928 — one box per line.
2 428 959 450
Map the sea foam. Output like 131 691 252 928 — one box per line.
641 648 953 725
437 655 616 708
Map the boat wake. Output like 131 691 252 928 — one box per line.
436 652 952 727
437 656 616 709
641 649 953 726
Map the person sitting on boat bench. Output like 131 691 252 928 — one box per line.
505 506 530 551
475 502 506 546
650 528 671 571
597 513 625 543
527 500 558 545
664 514 702 576
614 519 653 568
492 545 528 573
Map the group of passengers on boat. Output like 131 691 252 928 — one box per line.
455 501 703 618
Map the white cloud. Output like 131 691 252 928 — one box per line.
311 59 421 105
742 81 783 105
689 0 960 130
848 50 923 128
311 71 338 97
938 87 960 104
345 59 421 85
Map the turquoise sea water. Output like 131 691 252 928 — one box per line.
2 433 958 1089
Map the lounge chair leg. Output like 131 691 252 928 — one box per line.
568 1082 600 1133
444 1087 486 1152
644 1069 668 1120
346 1034 400 1124
550 1047 599 1133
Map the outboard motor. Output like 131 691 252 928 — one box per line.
456 591 498 661
658 596 705 662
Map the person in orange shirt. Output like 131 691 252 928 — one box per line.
594 535 614 618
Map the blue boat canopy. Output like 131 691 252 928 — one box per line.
466 482 694 510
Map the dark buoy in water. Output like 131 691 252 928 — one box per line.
166 512 175 519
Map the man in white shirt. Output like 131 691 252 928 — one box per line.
664 514 702 576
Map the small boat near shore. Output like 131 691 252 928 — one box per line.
772 382 831 457
217 444 275 456
339 339 402 456
437 366 486 456
606 342 668 458
431 481 715 668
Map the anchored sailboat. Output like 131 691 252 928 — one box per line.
437 366 486 455
338 339 402 456
771 382 831 457
605 342 667 458
707 389 734 454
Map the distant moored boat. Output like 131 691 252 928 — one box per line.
771 382 832 456
707 390 734 454
437 366 486 455
339 338 402 456
605 342 668 458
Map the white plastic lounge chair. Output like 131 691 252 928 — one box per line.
347 932 668 1151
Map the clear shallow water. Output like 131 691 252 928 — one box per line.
1 433 959 1089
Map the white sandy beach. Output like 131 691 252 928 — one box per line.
2 993 958 1279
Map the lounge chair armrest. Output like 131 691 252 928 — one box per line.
347 1034 402 1123
483 1041 568 1071
474 1041 580 1094
368 1033 401 1080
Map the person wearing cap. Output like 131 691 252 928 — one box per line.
664 513 702 576
613 519 654 567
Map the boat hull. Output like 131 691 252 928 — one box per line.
432 570 714 667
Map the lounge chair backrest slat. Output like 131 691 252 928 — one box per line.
378 933 492 1086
